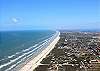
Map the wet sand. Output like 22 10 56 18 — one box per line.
19 32 60 71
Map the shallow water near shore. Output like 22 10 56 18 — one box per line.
0 30 56 71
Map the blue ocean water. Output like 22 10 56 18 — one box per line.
0 30 56 71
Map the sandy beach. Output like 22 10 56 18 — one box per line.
19 32 60 71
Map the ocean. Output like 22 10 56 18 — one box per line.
0 30 56 71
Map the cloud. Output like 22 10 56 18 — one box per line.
12 18 18 22
11 17 20 24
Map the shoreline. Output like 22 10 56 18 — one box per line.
34 32 100 71
19 32 60 71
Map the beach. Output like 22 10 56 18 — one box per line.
19 32 60 71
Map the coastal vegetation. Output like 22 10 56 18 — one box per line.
34 31 100 71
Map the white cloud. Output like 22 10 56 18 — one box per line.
11 17 19 24
12 18 18 22
11 17 21 24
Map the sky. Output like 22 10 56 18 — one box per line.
0 0 100 30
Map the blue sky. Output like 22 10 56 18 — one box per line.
0 0 100 30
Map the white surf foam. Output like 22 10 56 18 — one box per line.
0 32 57 70
0 36 50 69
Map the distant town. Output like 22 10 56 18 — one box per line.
34 31 100 71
